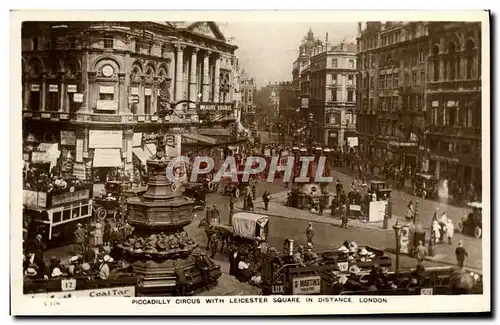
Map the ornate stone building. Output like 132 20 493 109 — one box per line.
426 22 482 189
22 21 238 181
309 40 357 148
239 69 257 128
356 21 428 171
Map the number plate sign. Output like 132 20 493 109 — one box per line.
420 288 433 295
61 278 77 291
337 262 349 272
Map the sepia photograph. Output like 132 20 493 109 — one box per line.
10 10 490 315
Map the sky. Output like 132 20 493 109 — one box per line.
219 22 358 87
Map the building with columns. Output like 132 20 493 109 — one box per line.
239 69 257 128
309 40 357 148
22 21 238 183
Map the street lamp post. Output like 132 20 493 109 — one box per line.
393 221 402 273
308 113 314 151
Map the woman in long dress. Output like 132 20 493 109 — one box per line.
432 220 441 244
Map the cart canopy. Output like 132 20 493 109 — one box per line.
232 212 269 240
467 202 482 209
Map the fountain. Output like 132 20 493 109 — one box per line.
118 140 221 295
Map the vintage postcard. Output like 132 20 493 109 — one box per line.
10 10 490 316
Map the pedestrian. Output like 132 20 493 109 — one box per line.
262 190 271 211
455 241 468 268
98 255 111 279
432 219 441 244
103 219 112 247
91 222 104 248
341 203 349 228
446 218 455 245
205 205 213 223
318 195 326 216
416 240 426 265
247 188 255 211
306 222 315 245
251 182 257 200
174 261 188 296
406 201 414 221
439 212 448 243
211 204 220 225
336 180 343 199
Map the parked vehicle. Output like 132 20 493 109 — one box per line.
457 202 482 238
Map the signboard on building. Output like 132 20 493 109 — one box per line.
89 130 123 149
301 97 309 108
292 276 321 295
67 85 77 93
199 103 233 111
75 139 84 162
73 93 83 103
30 84 40 91
60 131 76 146
142 133 177 148
28 286 135 298
347 137 358 147
49 85 59 92
96 100 118 111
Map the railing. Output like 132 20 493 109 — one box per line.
427 124 481 138
21 110 219 125
427 79 481 91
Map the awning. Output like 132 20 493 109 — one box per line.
182 133 218 145
93 148 122 167
132 147 152 165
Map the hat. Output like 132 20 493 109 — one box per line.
70 256 79 263
349 265 361 275
108 257 114 263
306 242 313 249
26 268 37 277
36 234 42 240
298 245 304 251
349 242 358 250
338 275 348 285
323 148 331 153
95 223 102 229
367 253 376 259
51 268 62 277
76 223 82 227
103 255 111 262
379 267 388 274
255 237 262 242
347 255 355 261
359 248 370 256
338 246 349 253
81 263 91 271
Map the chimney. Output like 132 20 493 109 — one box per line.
326 32 329 43
358 22 362 35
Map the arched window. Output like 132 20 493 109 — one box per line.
432 46 439 81
465 39 475 79
447 42 457 80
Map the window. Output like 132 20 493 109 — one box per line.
50 37 57 50
347 90 354 102
147 42 152 55
331 90 337 102
349 59 354 68
369 77 374 89
30 87 40 110
144 89 152 114
332 74 337 85
332 58 338 67
47 85 59 111
412 72 417 85
69 86 79 113
32 37 38 51
419 52 424 63
420 71 425 85
432 46 440 81
99 86 114 101
393 74 399 87
404 73 410 85
161 44 167 57
135 39 141 53
465 40 475 79
68 37 76 49
348 74 353 85
103 36 114 49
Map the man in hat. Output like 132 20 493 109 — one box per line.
74 223 87 255
336 180 343 199
306 223 315 245
415 240 426 265
67 256 81 276
98 255 111 279
174 261 188 296
303 242 319 266
318 194 326 216
246 186 255 211
455 241 468 268
211 204 220 225
292 245 305 266
262 190 271 211
341 203 349 228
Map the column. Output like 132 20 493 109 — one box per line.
439 59 445 81
119 50 132 115
167 58 174 104
213 54 221 102
174 44 185 102
202 51 210 101
59 77 66 112
40 75 47 111
189 47 198 109
123 129 134 174
78 50 90 113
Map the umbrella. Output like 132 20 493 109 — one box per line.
449 268 475 294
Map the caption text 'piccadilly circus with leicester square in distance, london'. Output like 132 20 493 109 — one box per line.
10 10 490 316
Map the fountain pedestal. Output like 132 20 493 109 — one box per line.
119 156 221 295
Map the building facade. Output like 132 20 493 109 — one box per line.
356 21 482 195
309 41 357 149
356 21 428 172
22 21 238 181
239 69 257 128
425 22 482 191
